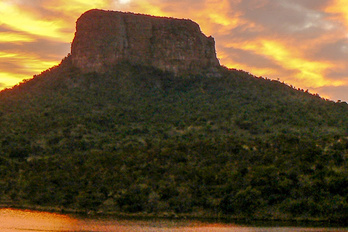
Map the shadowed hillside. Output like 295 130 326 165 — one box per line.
0 56 347 221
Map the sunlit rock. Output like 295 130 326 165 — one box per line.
71 9 220 75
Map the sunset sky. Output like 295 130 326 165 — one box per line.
0 0 347 102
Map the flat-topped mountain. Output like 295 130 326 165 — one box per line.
0 9 347 222
71 9 220 75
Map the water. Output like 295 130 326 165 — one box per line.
0 208 346 232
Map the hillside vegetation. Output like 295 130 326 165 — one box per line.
0 57 347 221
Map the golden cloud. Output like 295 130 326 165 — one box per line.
127 0 171 18
0 51 58 88
0 0 112 89
0 72 28 88
0 32 35 43
325 0 348 28
0 2 70 42
43 0 111 16
225 39 344 88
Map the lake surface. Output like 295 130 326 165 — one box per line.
0 208 347 232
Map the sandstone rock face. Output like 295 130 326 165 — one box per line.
71 9 220 75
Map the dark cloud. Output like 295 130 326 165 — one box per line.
0 38 70 61
159 0 205 13
17 39 69 60
314 39 348 61
0 61 31 75
324 68 348 82
314 85 348 102
235 0 335 38
238 1 308 30
220 46 286 71
291 0 330 10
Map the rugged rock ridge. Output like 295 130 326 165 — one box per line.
71 9 220 75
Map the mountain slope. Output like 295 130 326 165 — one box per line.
0 57 347 221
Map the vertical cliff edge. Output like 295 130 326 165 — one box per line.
71 9 220 75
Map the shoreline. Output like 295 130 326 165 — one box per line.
1 203 347 227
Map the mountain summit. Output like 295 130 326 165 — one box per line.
71 9 220 75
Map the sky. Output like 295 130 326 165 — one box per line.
0 0 348 102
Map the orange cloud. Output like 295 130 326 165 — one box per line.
126 0 243 36
325 0 348 28
43 0 111 16
0 51 58 87
0 72 28 88
0 2 70 42
225 39 344 87
127 0 168 17
0 0 111 88
0 51 57 70
0 32 35 43
222 61 280 80
201 0 243 33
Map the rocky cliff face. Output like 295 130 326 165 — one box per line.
71 9 220 75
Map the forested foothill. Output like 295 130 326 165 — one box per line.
0 57 347 222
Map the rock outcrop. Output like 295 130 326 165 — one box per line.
71 9 220 75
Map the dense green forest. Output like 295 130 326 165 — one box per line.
0 57 347 221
